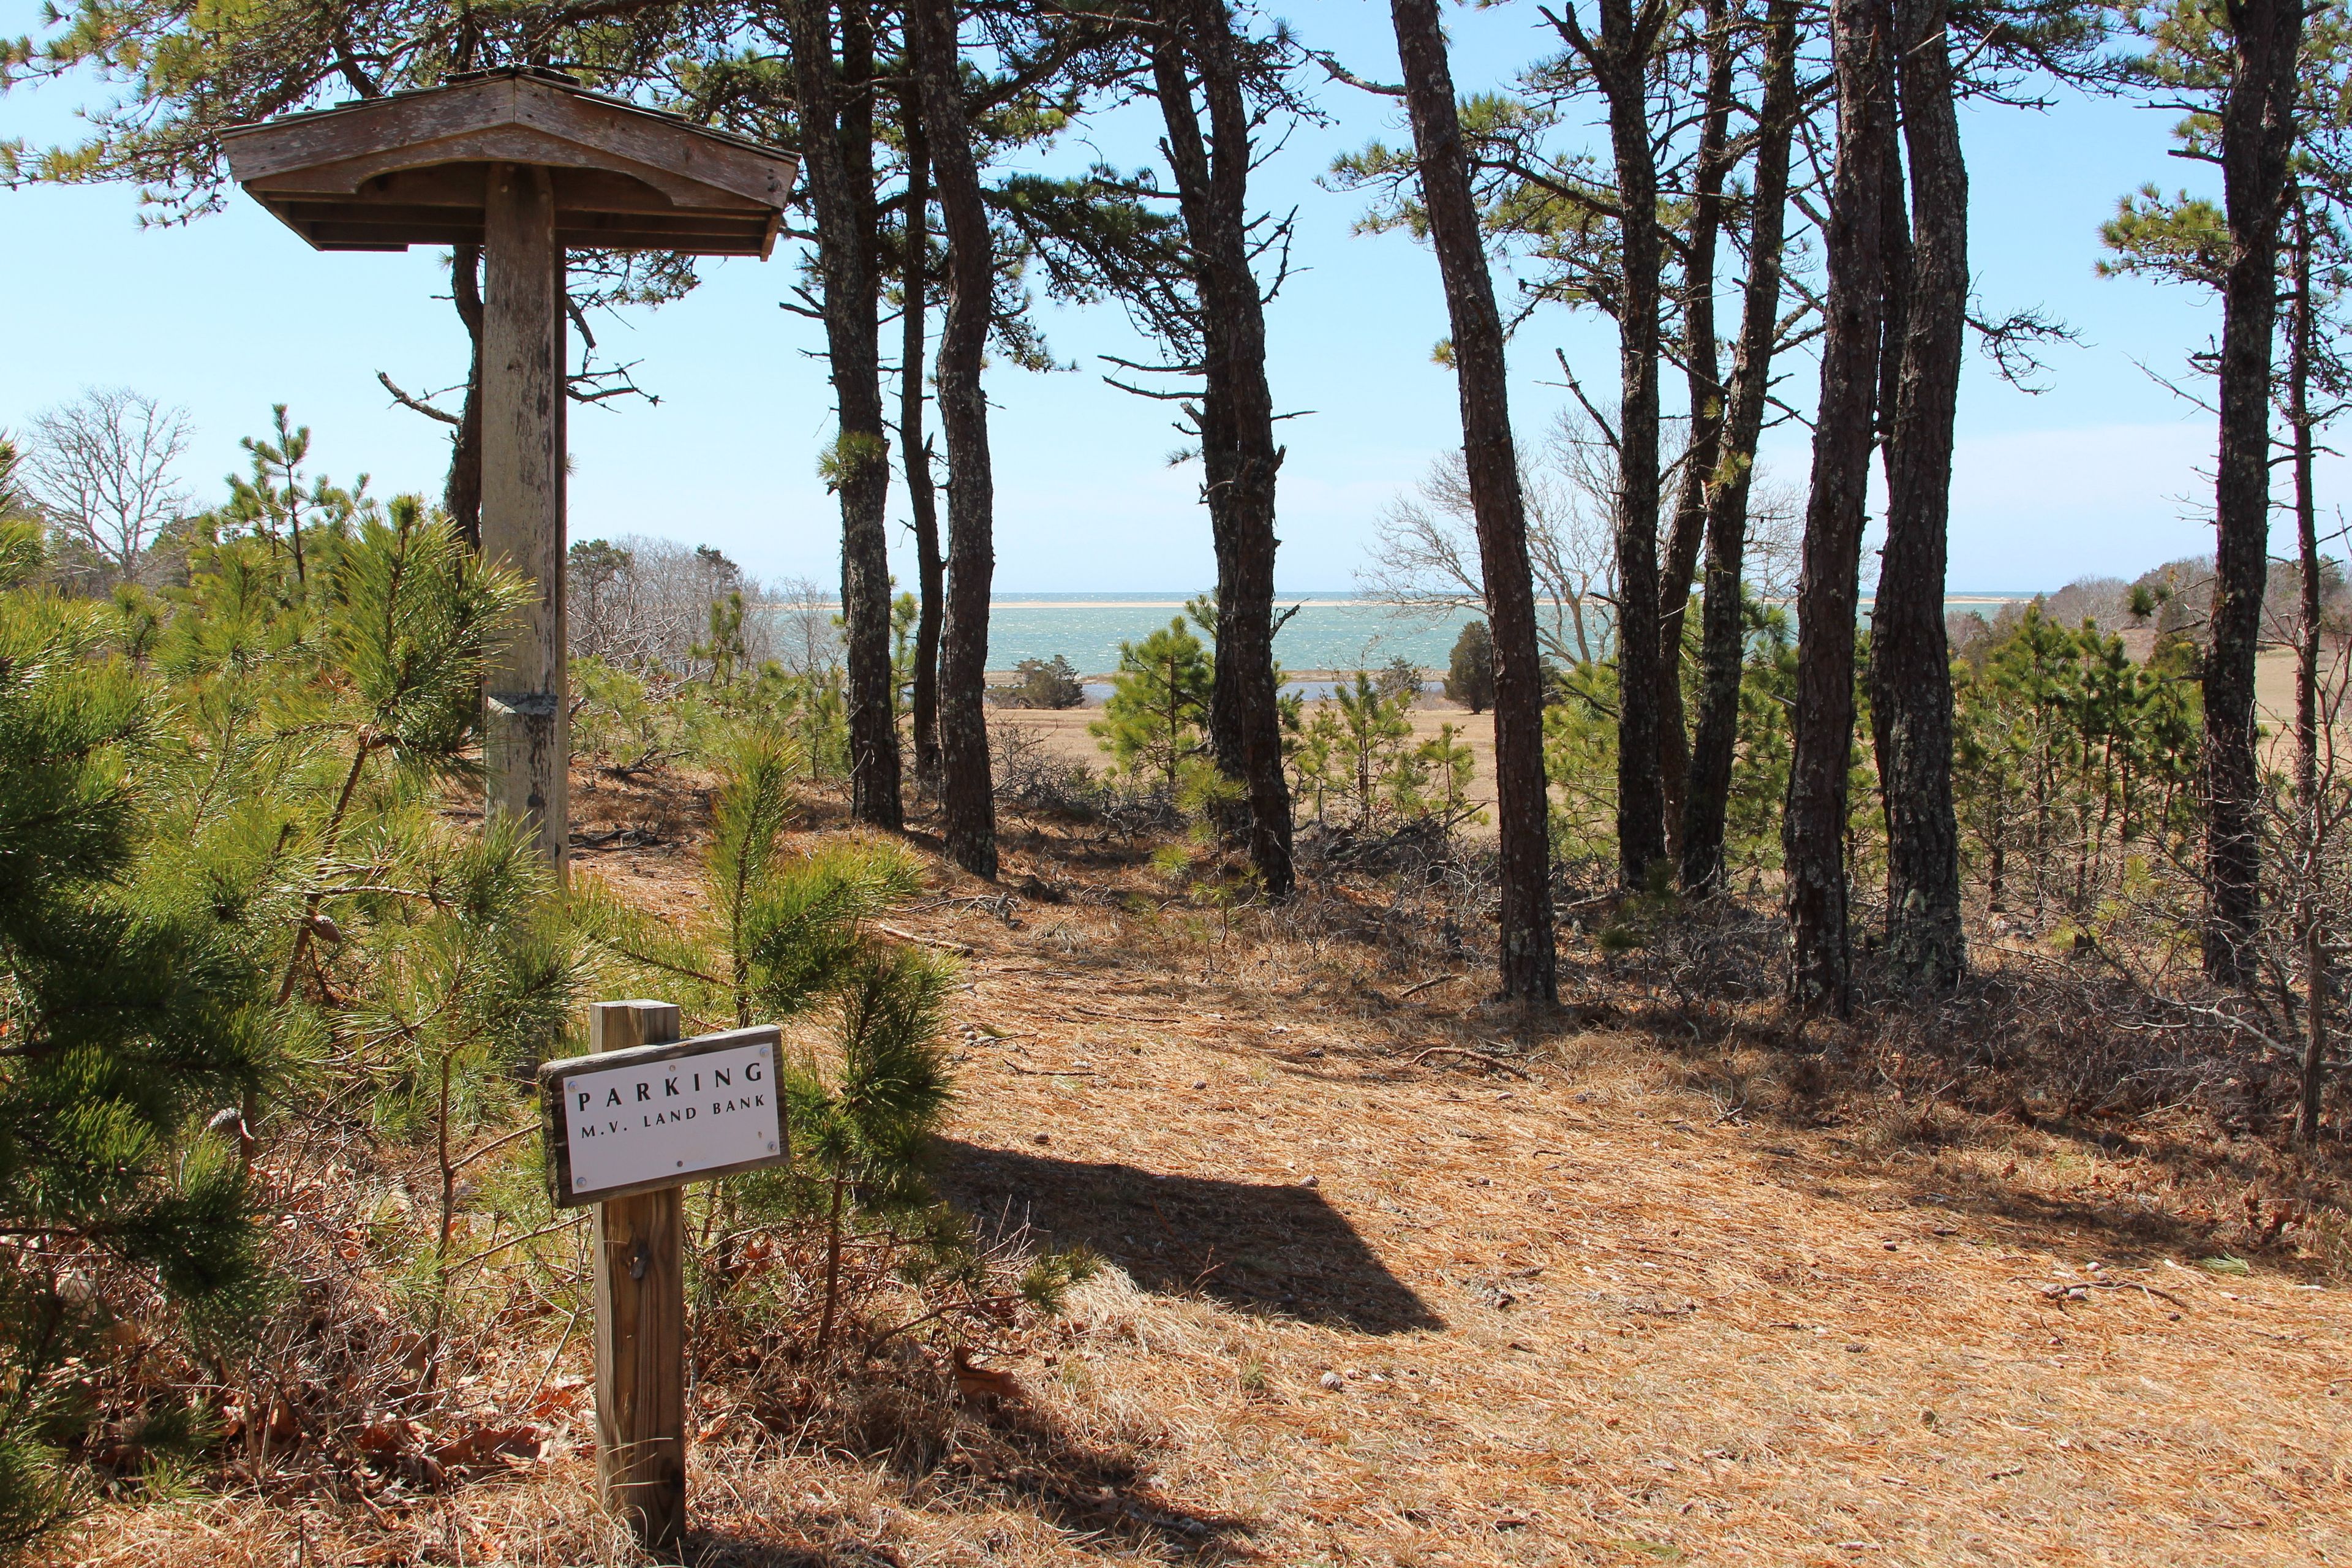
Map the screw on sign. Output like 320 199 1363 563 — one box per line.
551 1028 785 1201
533 1001 793 1554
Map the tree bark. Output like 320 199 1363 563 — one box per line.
1683 0 1799 892
1869 0 1966 989
909 0 998 878
2292 193 2320 816
1784 0 1894 1017
446 240 484 548
789 0 902 831
899 98 945 794
1874 132 1911 468
1152 0 1294 897
1586 0 1672 888
1392 0 1558 1003
1150 35 1236 770
2289 189 2328 1144
1656 0 1736 855
2205 0 2302 984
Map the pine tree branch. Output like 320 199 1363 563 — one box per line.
376 372 462 427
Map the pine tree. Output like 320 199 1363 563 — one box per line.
1091 617 1214 788
578 725 923 1031
0 437 36 528
1444 619 1495 712
0 520 273 1545
1012 655 1084 709
1418 722 1485 828
1330 671 1417 824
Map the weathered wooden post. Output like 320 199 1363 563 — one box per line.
538 1003 791 1553
586 1000 685 1548
222 70 796 872
480 160 569 869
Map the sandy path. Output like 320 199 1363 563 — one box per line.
897 900 2349 1566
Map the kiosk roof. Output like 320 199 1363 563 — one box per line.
221 69 795 256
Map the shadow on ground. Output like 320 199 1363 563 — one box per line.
684 1385 1254 1566
937 1139 1444 1333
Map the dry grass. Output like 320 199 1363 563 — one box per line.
994 703 1504 837
42 767 2352 1567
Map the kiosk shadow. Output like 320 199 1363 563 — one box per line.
935 1140 1444 1333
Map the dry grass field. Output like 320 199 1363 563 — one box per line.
41 761 2352 1568
1002 641 2324 834
994 692 1503 829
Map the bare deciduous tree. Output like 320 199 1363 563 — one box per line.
568 535 793 678
24 388 191 587
766 576 846 679
1365 412 1804 673
1362 413 1627 668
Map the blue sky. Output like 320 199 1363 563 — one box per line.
0 1 2311 593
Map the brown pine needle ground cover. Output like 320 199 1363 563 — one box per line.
47 766 2352 1568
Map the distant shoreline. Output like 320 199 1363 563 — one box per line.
764 590 2051 679
755 590 2047 609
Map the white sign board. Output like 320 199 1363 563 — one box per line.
539 1025 788 1205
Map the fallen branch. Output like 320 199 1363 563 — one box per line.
874 922 976 955
1005 1063 1098 1077
1409 1045 1534 1080
1398 973 1464 999
2116 1280 2192 1310
1065 1002 1183 1024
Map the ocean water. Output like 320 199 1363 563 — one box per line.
984 595 1472 676
974 592 2037 676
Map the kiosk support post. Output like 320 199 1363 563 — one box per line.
481 162 570 875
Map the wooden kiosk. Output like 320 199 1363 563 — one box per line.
225 74 797 1554
222 67 796 872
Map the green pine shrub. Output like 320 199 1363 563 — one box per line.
1091 616 1212 788
1445 619 1495 712
0 518 276 1545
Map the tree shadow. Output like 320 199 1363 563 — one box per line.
680 1378 1255 1566
934 1139 1446 1333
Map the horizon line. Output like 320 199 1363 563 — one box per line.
750 587 2054 605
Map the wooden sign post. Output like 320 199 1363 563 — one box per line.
585 1000 684 1550
541 1001 791 1553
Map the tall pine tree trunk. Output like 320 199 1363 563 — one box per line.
1392 0 1558 1003
446 241 484 549
2291 192 2320 816
2288 190 2329 1143
1149 42 1238 747
1656 0 1735 855
1784 0 1894 1017
789 0 902 831
899 99 944 793
1869 0 1966 988
1875 135 1911 468
1683 0 1799 892
1589 1 1670 888
909 0 997 877
2206 0 2302 985
1152 1 1294 897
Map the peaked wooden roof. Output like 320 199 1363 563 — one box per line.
221 69 796 256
